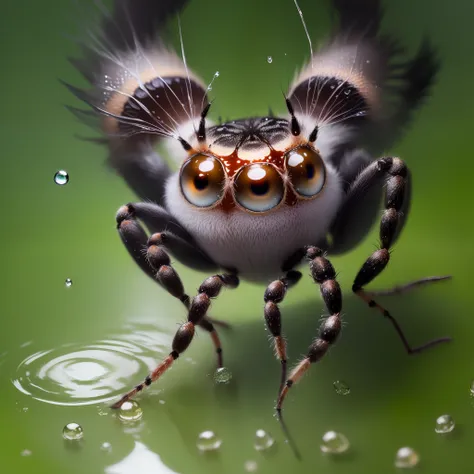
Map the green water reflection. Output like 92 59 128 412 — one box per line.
1 0 473 473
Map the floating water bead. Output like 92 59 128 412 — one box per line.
244 460 258 472
395 447 419 468
435 414 455 434
100 442 112 453
54 170 69 185
333 380 350 395
254 429 274 451
320 431 350 454
62 422 83 440
267 56 273 63
214 367 232 384
197 430 222 452
65 278 72 288
118 400 143 422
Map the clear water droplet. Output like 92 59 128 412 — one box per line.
244 460 258 472
333 380 350 395
470 380 474 395
100 442 112 453
395 447 419 468
118 400 143 422
207 86 212 91
54 170 69 186
21 449 32 457
214 71 220 77
254 429 274 451
62 422 84 440
159 399 165 405
214 367 232 384
65 278 72 288
435 414 455 434
197 430 222 452
320 431 350 454
267 56 273 64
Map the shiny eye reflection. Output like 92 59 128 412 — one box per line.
180 155 226 207
286 146 325 197
234 163 284 212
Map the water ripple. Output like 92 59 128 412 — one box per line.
12 323 171 406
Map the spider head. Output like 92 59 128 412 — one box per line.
178 117 327 214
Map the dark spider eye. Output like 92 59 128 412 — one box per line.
285 146 325 197
233 163 284 212
180 155 226 207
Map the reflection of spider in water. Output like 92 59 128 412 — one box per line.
66 0 450 441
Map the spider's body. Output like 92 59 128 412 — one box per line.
67 0 450 438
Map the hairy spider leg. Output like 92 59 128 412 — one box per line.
350 157 452 354
112 203 239 408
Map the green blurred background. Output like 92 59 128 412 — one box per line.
1 0 473 473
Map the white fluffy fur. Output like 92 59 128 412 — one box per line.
165 163 343 282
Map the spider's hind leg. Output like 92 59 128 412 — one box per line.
347 157 451 354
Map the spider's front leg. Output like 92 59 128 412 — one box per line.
276 247 342 412
264 270 303 396
113 203 239 408
350 157 451 353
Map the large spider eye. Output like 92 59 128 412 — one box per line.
233 163 284 212
285 146 325 197
180 155 226 207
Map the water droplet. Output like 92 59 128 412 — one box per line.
21 449 32 457
320 431 350 454
214 367 232 384
244 460 258 472
470 380 474 395
100 442 112 453
197 430 222 452
267 56 273 64
65 278 72 288
159 399 165 405
333 380 350 395
207 86 212 91
54 170 69 186
214 71 220 77
118 400 143 422
62 422 84 440
395 447 419 468
254 429 274 451
435 414 455 434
